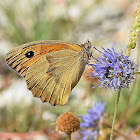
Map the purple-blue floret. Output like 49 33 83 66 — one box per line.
79 100 106 140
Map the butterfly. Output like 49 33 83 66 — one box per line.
6 40 92 106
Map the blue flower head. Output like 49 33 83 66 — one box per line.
79 99 106 140
89 43 137 90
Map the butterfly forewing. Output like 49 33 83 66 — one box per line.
6 40 90 106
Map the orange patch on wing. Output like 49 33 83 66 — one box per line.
28 43 82 55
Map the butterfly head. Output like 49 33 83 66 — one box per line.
82 39 92 59
85 39 92 50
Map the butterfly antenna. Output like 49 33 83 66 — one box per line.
86 24 104 41
86 30 95 42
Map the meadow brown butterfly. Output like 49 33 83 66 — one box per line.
6 40 92 106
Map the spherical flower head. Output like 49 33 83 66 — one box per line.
89 43 137 90
79 99 106 140
56 112 80 134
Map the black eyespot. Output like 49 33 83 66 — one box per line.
25 51 34 58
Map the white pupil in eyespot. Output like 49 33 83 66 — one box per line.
25 51 34 58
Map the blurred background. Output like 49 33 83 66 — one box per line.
0 0 140 139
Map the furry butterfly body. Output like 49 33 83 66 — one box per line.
6 40 92 106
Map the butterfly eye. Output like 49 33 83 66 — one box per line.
25 51 34 58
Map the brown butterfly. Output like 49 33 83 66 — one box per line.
6 40 92 106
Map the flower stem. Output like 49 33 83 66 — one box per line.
67 133 71 140
110 90 121 140
134 71 140 74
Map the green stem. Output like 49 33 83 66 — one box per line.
134 71 140 74
110 90 121 140
67 133 71 140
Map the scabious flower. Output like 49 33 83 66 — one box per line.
79 99 106 140
89 43 137 90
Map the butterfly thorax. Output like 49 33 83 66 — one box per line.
80 40 92 64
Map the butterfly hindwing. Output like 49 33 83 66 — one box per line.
25 49 86 105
